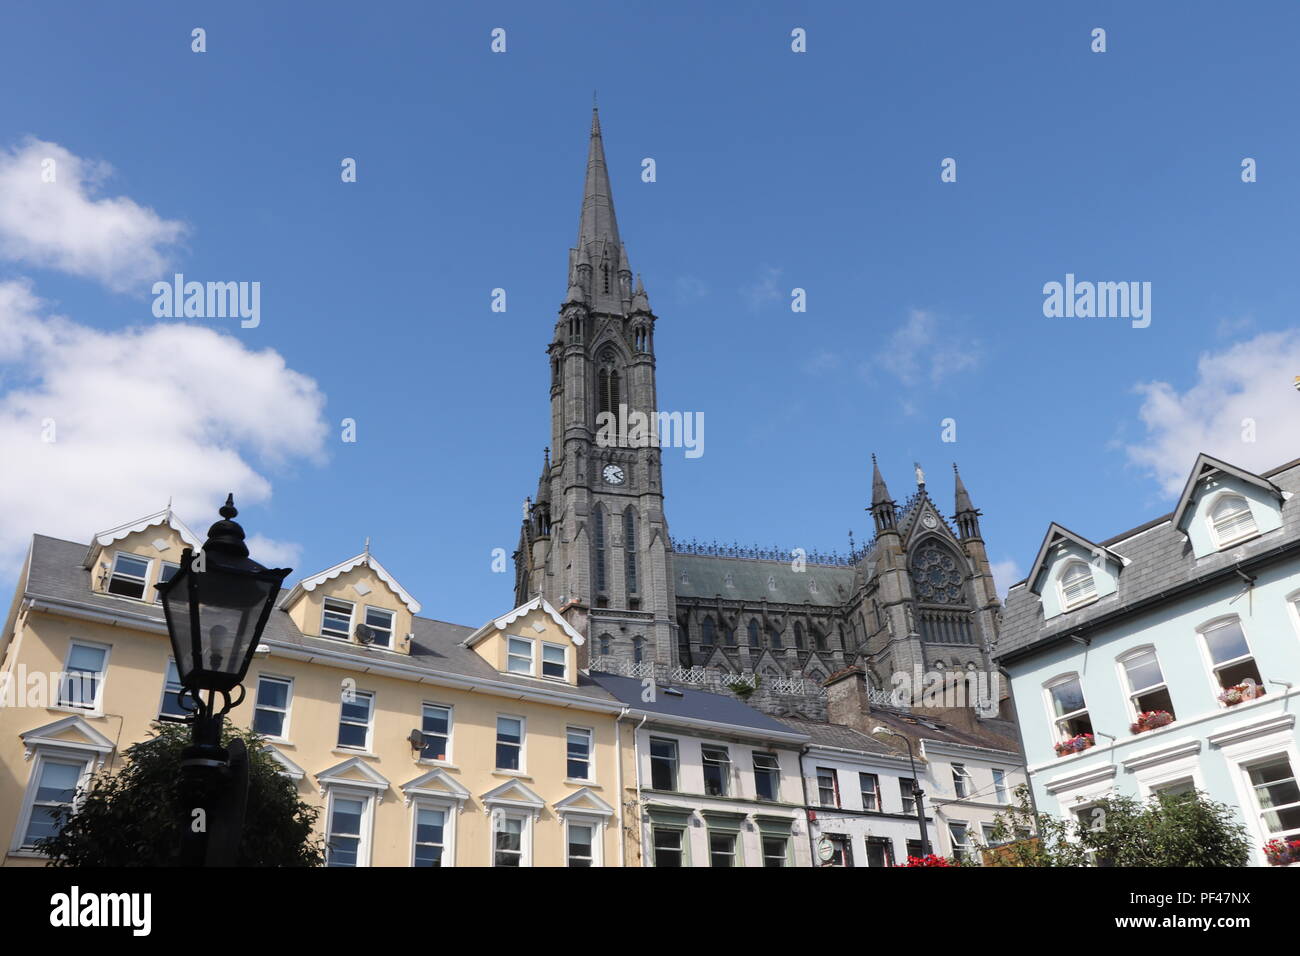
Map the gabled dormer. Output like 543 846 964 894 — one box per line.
462 596 586 687
1027 523 1129 620
280 549 420 653
1171 453 1288 559
83 508 202 605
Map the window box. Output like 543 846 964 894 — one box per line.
902 853 953 867
1264 838 1300 866
1218 683 1266 707
1054 733 1095 757
1130 710 1175 735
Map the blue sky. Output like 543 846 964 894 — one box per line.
2 1 1300 626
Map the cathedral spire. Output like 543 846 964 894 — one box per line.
869 454 897 535
952 462 982 540
577 108 621 255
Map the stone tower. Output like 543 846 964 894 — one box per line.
514 108 677 670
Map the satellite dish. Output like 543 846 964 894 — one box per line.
408 729 425 750
354 623 375 644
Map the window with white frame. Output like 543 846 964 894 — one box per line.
363 606 394 647
1120 646 1175 720
1209 494 1258 548
566 821 595 867
59 642 108 711
17 757 88 850
817 767 840 807
493 813 527 866
952 763 971 798
652 827 683 867
708 831 737 867
507 637 534 675
1201 618 1264 695
159 660 188 719
1058 560 1097 611
901 777 918 814
649 737 678 791
702 746 731 797
1246 755 1300 845
1046 674 1093 741
496 716 524 771
321 598 354 639
1152 778 1196 799
860 772 880 811
252 676 292 739
981 823 998 846
326 794 369 866
541 642 566 680
421 704 452 762
153 561 179 603
566 727 592 780
948 822 972 862
337 690 373 750
761 835 788 867
412 805 447 867
992 768 1007 803
753 752 780 801
107 553 151 599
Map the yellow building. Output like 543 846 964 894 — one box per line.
0 508 631 866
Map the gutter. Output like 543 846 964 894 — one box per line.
996 536 1300 666
615 706 628 868
620 707 809 745
797 744 819 866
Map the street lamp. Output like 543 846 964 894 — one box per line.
872 725 931 859
155 494 291 865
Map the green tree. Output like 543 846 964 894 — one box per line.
982 784 1251 867
37 721 324 867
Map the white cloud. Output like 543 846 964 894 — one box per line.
0 280 327 571
743 266 784 310
879 309 982 387
245 533 304 570
1126 330 1300 497
0 138 187 293
989 558 1023 598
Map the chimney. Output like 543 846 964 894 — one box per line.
824 666 874 734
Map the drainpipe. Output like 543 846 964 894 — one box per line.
632 713 649 866
798 743 819 867
615 707 628 868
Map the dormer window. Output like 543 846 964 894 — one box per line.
1058 561 1097 611
322 598 354 639
363 607 394 648
507 637 534 675
1209 494 1257 548
541 642 567 680
107 553 151 599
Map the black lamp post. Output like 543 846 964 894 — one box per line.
872 725 931 859
155 494 291 866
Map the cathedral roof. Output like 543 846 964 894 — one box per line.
672 552 854 608
576 108 620 259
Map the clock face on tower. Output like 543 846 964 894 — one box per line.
602 464 625 485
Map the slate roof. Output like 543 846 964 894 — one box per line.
997 457 1300 663
672 553 855 608
20 534 620 706
772 716 904 756
590 672 806 739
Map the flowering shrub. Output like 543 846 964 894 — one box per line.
1218 683 1265 707
1263 839 1300 866
1130 710 1175 734
1054 733 1095 757
902 853 953 867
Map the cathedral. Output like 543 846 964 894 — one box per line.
515 110 1002 719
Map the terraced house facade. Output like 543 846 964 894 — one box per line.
997 453 1300 866
0 509 627 867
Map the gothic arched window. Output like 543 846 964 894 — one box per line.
747 619 761 647
813 628 827 652
624 507 638 599
597 368 622 417
601 262 610 294
593 507 607 597
633 636 645 664
701 617 715 646
769 627 782 650
599 635 611 656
